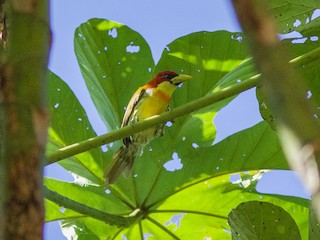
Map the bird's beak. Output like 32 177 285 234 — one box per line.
171 74 192 86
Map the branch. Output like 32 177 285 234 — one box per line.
232 0 320 220
46 76 258 165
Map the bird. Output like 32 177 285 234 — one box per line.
104 71 192 185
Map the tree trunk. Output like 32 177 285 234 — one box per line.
0 0 50 239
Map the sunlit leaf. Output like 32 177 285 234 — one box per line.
74 19 155 132
46 71 106 184
155 31 250 146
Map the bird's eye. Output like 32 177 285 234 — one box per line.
163 74 177 80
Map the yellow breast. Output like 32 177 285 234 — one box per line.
138 81 177 120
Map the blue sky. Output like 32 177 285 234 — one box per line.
45 1 310 239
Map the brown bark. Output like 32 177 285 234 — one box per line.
0 0 50 239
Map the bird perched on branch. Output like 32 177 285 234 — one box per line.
104 71 192 185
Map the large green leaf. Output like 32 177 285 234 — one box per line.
52 171 308 239
46 71 106 184
45 121 296 239
131 121 288 207
74 19 155 132
154 31 250 146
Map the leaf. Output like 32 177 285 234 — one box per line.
285 40 320 107
44 199 82 222
132 121 288 207
61 217 120 240
155 31 250 146
44 178 131 217
309 204 320 240
228 201 302 240
56 172 308 239
74 19 155 132
268 0 320 36
49 122 296 239
156 172 308 239
46 71 106 184
256 32 320 128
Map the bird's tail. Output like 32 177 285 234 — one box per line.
104 144 139 185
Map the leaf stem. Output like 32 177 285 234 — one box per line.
43 186 137 227
146 216 180 240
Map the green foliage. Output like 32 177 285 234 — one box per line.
228 201 302 239
74 19 154 132
45 0 320 239
309 205 320 240
47 71 106 184
269 0 320 36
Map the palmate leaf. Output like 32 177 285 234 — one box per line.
131 121 288 207
45 18 312 239
74 18 155 133
48 171 308 239
46 122 295 239
153 173 308 239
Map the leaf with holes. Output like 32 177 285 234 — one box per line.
46 120 303 239
154 31 251 146
268 0 320 36
74 19 155 132
45 17 313 239
46 71 106 184
256 33 320 128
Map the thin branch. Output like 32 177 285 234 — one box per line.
46 76 257 165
